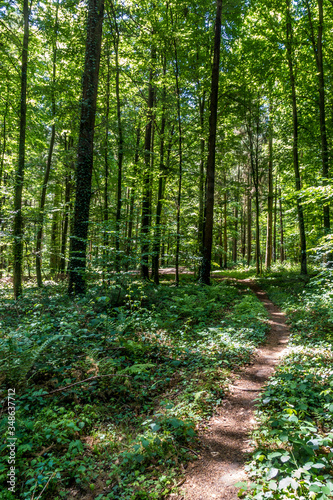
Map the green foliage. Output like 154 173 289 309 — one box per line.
243 269 333 499
0 277 269 498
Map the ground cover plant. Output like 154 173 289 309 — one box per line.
0 276 269 499
237 266 333 500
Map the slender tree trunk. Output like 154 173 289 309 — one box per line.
68 0 104 294
247 115 260 275
152 59 168 285
110 7 124 272
198 93 206 254
50 184 60 274
103 41 110 273
13 0 29 298
174 42 183 286
199 0 222 285
279 187 285 262
126 122 140 268
0 86 9 277
232 166 240 263
60 168 72 273
273 175 277 263
286 0 307 274
242 203 246 258
265 125 273 270
141 45 155 279
36 7 58 286
305 0 329 232
223 182 227 268
247 172 252 266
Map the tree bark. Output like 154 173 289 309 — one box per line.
265 123 273 270
305 0 330 232
279 187 285 262
199 0 222 285
36 5 58 286
126 122 141 269
174 41 183 286
286 0 307 274
198 93 206 255
141 45 155 279
247 170 252 266
152 58 168 285
13 0 29 298
68 0 104 294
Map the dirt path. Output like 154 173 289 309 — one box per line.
171 280 290 500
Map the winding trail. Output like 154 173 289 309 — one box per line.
172 279 290 500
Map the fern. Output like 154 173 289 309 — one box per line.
0 334 60 387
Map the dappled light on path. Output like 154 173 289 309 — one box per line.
172 281 290 500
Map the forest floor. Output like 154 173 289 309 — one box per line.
173 280 290 499
1 266 333 500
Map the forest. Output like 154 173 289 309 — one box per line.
1 0 333 498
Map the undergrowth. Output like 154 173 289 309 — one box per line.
0 276 268 500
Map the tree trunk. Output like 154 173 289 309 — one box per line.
126 122 141 268
223 183 227 268
13 0 29 298
68 0 104 294
174 42 183 286
103 40 110 274
152 59 168 285
109 5 124 272
305 0 329 232
265 125 273 270
141 46 155 279
199 0 222 285
198 93 206 255
36 6 58 286
273 175 277 263
286 0 307 274
247 171 252 266
279 187 285 262
60 167 72 273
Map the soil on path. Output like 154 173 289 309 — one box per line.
171 279 290 500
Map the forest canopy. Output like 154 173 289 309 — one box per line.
0 0 332 292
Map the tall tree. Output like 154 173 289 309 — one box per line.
285 0 307 274
13 0 30 298
68 0 104 294
36 0 59 287
199 0 222 285
141 45 155 279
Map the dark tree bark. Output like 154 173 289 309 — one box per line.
174 41 183 286
273 175 277 263
247 106 261 275
286 0 307 274
13 0 29 298
265 123 273 270
36 4 58 286
103 40 111 272
126 121 141 268
223 181 227 268
199 0 222 285
247 170 252 266
141 46 155 279
68 0 104 294
152 57 168 285
279 187 285 262
305 0 330 232
198 92 206 255
108 3 123 271
60 168 72 273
